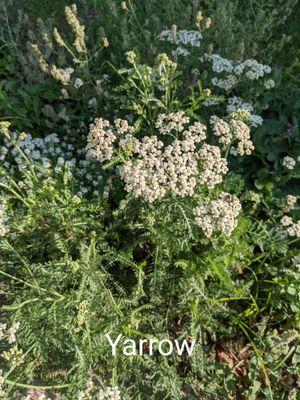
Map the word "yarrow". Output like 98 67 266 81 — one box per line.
105 334 196 356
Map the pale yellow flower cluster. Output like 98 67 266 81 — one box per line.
65 4 86 53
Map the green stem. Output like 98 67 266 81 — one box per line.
4 379 69 390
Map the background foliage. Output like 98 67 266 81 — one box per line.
0 1 299 399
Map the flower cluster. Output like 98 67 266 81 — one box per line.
25 389 52 400
0 203 8 237
282 156 296 170
227 96 263 127
231 119 254 156
158 29 202 47
50 66 74 85
194 192 242 237
98 386 121 400
86 118 116 162
2 345 25 368
64 4 86 53
198 144 228 188
285 195 297 211
210 115 254 155
155 111 190 135
206 54 271 80
87 113 231 203
210 116 232 146
77 379 121 400
0 129 105 197
0 321 20 343
211 75 238 91
280 216 300 237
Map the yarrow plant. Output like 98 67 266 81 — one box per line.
86 108 255 237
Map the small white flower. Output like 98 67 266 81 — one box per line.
282 156 296 170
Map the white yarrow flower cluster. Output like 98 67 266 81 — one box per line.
155 111 190 135
172 47 191 57
280 216 300 237
227 96 263 127
7 322 20 344
285 195 297 210
211 75 237 91
86 118 116 162
194 192 242 237
198 144 228 188
158 29 202 47
74 78 84 89
87 113 231 202
264 79 275 89
206 54 271 81
50 66 74 85
231 119 254 155
282 156 296 170
98 386 121 400
210 116 232 146
0 203 8 237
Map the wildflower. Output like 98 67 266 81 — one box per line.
74 78 84 89
0 323 7 339
102 37 109 48
282 156 296 170
51 66 74 85
204 17 212 29
28 43 49 73
126 51 136 64
207 54 234 73
0 204 8 237
264 79 275 89
65 4 86 53
2 345 25 367
198 144 228 188
211 75 237 91
87 118 116 162
114 119 135 135
0 121 11 139
155 111 190 135
26 389 50 400
196 11 203 23
210 116 232 146
171 24 177 38
286 221 300 237
231 119 254 155
7 321 20 344
158 29 202 47
121 1 127 10
285 195 297 211
230 108 251 122
194 192 242 237
281 216 293 226
53 27 65 47
98 386 121 400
